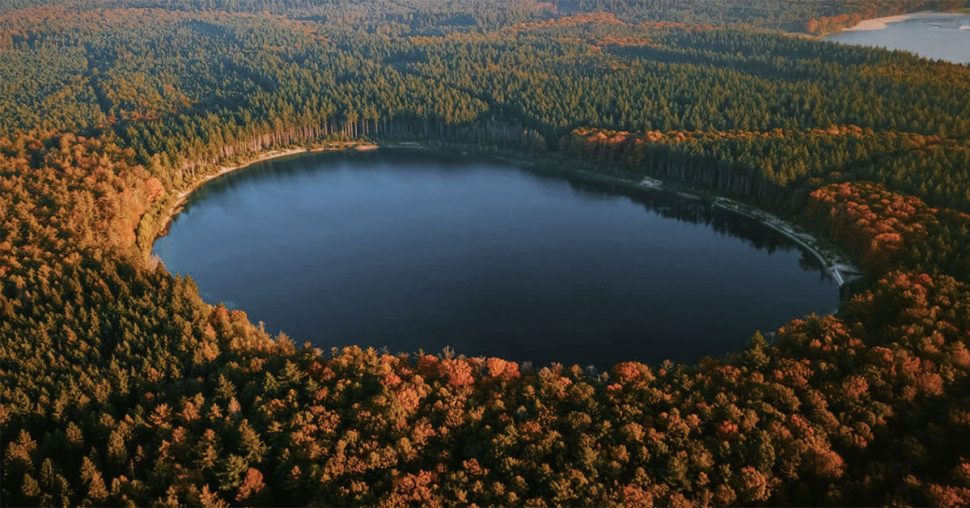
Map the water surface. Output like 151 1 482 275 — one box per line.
824 12 970 64
154 149 837 366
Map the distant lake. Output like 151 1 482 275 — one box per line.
154 149 838 367
824 12 970 64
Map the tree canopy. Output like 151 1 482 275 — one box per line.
1 0 970 505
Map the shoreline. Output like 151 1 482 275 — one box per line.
637 176 857 286
838 11 964 32
710 197 859 286
148 141 858 287
149 141 377 251
386 144 859 287
513 160 858 287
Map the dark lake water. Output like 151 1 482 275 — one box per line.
154 149 838 367
823 12 970 64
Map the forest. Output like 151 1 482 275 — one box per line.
1 0 970 505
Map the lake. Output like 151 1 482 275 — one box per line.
154 149 838 367
823 12 970 64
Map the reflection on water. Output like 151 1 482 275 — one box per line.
155 149 838 367
824 12 970 64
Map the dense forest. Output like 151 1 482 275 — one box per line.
2 0 970 505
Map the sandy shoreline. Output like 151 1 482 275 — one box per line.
508 157 859 287
841 11 964 32
637 177 857 286
151 142 377 247
710 197 858 286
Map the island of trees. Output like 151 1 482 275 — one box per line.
1 0 969 505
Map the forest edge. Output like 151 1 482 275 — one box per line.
146 140 859 287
